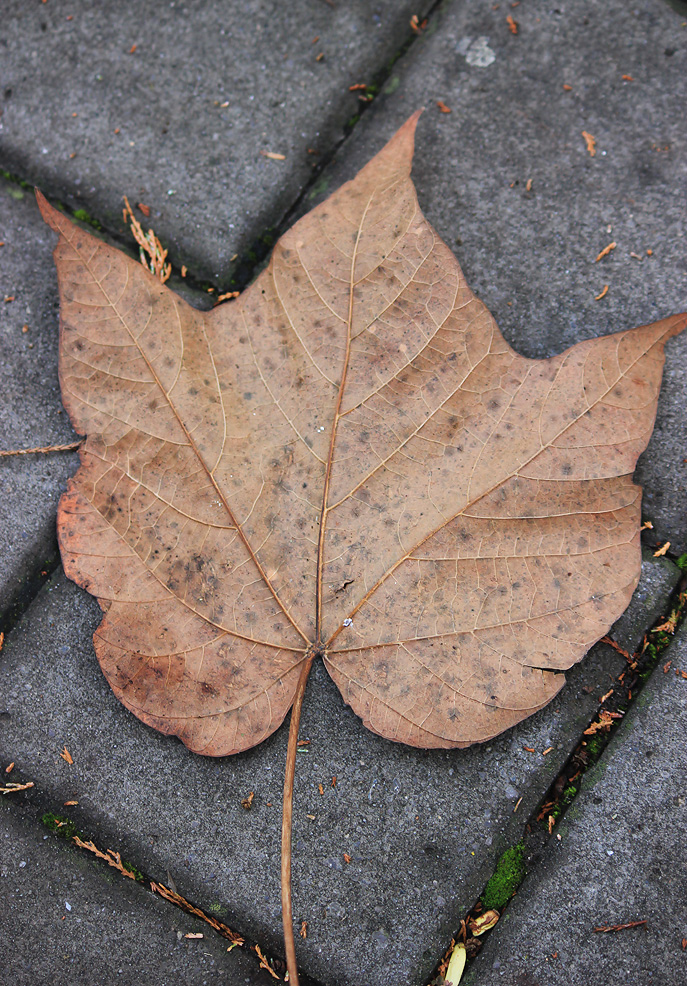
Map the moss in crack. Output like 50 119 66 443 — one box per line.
41 812 82 840
561 784 578 805
72 208 104 231
481 842 526 910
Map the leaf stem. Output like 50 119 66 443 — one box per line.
281 652 315 986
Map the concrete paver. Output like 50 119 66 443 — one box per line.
0 553 678 986
1 1 686 983
0 802 275 985
0 0 433 286
466 623 687 986
0 178 78 623
311 0 687 552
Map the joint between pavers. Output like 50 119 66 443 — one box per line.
2 791 306 985
424 564 687 984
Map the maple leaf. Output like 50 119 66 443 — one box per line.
37 112 684 982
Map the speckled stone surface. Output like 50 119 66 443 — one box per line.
0 802 276 985
0 0 433 286
0 178 78 621
466 623 687 986
0 551 678 986
1 1 685 984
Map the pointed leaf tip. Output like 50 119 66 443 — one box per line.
356 109 423 184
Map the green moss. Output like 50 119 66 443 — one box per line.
121 859 144 882
481 842 526 910
41 812 81 840
585 735 605 758
561 784 578 805
677 553 687 572
0 168 32 191
307 176 331 201
383 75 401 95
72 208 103 231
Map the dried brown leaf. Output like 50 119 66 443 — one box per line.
468 909 500 935
36 114 685 761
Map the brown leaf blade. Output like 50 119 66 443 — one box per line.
38 113 686 755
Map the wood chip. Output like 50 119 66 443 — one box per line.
582 131 596 156
129 44 137 54
523 746 535 752
525 178 533 191
343 852 351 863
562 83 573 91
621 75 634 81
64 800 79 806
300 921 308 939
663 661 672 673
241 791 254 810
595 242 617 262
214 291 240 304
542 746 554 756
315 52 324 62
260 151 286 161
4 295 15 303
60 746 74 765
653 542 670 557
184 933 204 939
5 762 14 774
137 202 151 217
640 520 654 530
594 285 609 301
513 796 523 813
506 14 518 33
436 100 452 113
349 84 368 92
181 265 187 277
600 689 614 703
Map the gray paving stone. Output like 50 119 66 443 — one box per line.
0 177 78 622
465 623 687 986
309 0 687 554
0 551 678 986
0 0 433 287
0 802 275 985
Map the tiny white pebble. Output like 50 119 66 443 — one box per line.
65 902 72 911
343 618 353 627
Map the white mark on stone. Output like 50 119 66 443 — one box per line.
457 36 496 67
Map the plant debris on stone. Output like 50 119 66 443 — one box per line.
37 112 686 985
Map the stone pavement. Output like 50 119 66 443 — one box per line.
1 2 685 985
465 624 687 986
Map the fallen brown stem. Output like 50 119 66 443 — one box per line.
281 653 316 986
593 919 647 933
0 441 82 457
